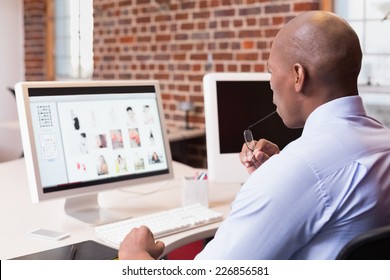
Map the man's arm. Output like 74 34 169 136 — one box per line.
118 138 280 260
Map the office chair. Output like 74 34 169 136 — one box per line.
336 225 390 260
0 87 24 161
7 87 15 96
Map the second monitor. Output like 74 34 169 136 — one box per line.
204 73 303 184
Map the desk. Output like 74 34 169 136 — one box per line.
0 158 240 260
168 128 206 168
167 127 205 142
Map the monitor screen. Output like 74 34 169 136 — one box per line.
15 80 173 225
216 80 302 153
203 73 302 184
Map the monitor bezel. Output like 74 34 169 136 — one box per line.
203 72 272 184
15 80 174 204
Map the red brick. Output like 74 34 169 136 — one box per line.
181 1 196 10
192 32 210 40
199 0 209 9
265 4 290 14
173 54 187 60
175 13 189 20
175 34 188 40
173 74 185 81
178 84 190 91
193 11 210 19
254 64 266 72
234 19 243 27
213 53 233 60
197 22 207 30
118 1 132 7
214 9 235 17
192 64 202 71
154 54 170 60
120 36 134 43
236 53 259 61
136 16 151 24
272 16 285 25
257 41 268 49
136 0 150 4
179 44 193 51
137 36 152 42
246 17 257 26
241 64 252 71
242 40 254 49
189 75 204 82
239 29 262 38
294 2 320 11
214 31 235 39
181 23 194 30
154 73 170 80
216 64 225 71
227 64 238 71
156 34 171 41
190 54 208 60
239 7 261 16
155 14 171 22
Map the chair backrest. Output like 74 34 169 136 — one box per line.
0 86 23 162
336 225 390 260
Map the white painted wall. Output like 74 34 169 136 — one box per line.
0 0 24 161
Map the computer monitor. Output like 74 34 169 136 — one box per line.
203 73 302 184
15 80 174 225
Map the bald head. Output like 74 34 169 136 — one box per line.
273 11 362 95
268 11 362 128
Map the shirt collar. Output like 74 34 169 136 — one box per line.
303 95 367 135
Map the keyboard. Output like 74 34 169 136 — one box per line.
94 204 224 247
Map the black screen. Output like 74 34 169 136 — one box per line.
216 81 302 153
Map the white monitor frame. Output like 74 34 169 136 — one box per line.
203 72 272 184
15 80 174 225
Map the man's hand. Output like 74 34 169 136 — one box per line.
240 139 280 174
118 225 165 260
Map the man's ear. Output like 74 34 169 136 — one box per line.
293 63 305 92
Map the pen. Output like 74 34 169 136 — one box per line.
247 110 277 129
67 245 77 260
197 172 207 180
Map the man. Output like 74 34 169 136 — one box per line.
119 11 390 260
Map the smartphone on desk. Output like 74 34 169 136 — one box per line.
29 228 70 241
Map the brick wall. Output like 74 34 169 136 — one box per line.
23 0 321 167
92 0 320 132
92 0 319 167
24 0 47 81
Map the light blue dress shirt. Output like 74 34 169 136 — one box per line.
196 96 390 259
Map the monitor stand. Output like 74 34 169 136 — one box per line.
64 193 130 226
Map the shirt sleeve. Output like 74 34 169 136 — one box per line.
195 153 331 260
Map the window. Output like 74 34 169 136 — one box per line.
334 0 390 87
54 0 93 80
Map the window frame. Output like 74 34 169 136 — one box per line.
46 0 55 80
45 0 93 81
